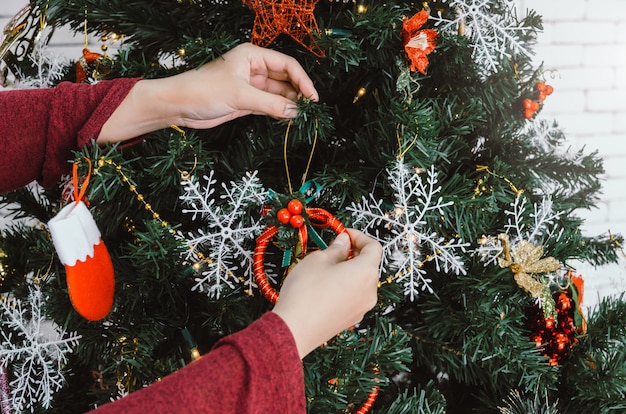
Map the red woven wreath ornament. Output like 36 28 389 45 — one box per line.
355 375 380 414
253 193 380 413
253 194 347 304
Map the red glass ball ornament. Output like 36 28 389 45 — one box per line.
287 199 303 215
290 214 304 228
277 208 291 224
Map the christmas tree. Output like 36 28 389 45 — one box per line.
2 0 626 412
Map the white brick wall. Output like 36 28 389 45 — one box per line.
519 0 626 309
519 0 626 234
2 0 625 309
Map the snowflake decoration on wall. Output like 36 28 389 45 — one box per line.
180 170 268 297
348 159 468 300
429 0 533 78
0 284 81 413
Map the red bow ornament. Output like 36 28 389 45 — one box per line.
401 10 437 75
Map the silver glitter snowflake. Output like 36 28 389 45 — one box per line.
0 284 81 413
180 171 268 297
430 0 533 78
348 159 468 300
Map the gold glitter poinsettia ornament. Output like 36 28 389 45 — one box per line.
497 234 561 317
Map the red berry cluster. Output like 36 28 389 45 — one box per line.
522 82 554 119
276 199 305 228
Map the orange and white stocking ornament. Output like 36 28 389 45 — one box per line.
48 160 115 321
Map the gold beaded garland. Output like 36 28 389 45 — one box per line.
92 154 214 281
94 156 172 230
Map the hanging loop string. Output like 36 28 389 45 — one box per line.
72 157 92 204
170 125 197 181
396 124 419 159
283 119 319 194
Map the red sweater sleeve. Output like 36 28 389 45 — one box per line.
92 312 306 414
0 78 141 193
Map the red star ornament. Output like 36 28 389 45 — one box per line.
242 0 325 57
401 10 437 74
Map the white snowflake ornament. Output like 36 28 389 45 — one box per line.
0 284 81 413
180 170 268 297
476 195 562 267
348 159 468 300
430 0 533 78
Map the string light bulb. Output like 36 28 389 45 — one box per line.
324 28 352 37
182 327 201 362
0 246 7 287
353 86 367 103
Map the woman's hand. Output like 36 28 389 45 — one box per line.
98 43 318 143
272 229 383 359
172 42 319 128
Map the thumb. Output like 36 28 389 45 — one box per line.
322 232 351 263
244 87 298 119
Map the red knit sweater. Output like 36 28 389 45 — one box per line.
1 79 138 192
0 80 305 413
93 312 304 413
